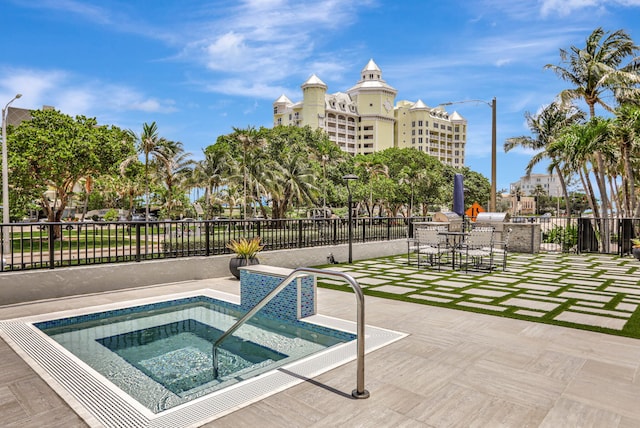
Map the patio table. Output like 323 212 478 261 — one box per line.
438 231 468 269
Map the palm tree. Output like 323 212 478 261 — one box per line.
270 152 317 219
193 148 229 219
549 119 613 250
545 27 640 218
505 102 584 215
126 122 170 219
545 27 640 117
154 141 194 218
234 127 266 221
611 104 640 216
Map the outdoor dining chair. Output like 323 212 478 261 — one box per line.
487 227 512 271
415 227 451 270
456 226 495 272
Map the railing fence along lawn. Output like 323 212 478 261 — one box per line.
1 215 637 272
0 217 427 272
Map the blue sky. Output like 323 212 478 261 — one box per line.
2 0 640 192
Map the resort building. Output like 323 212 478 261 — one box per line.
394 101 467 166
509 173 562 197
273 59 467 165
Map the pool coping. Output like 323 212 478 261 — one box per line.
0 288 407 428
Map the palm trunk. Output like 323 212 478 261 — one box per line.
554 166 571 215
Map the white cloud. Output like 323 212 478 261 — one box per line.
540 0 640 16
0 67 176 117
178 0 375 97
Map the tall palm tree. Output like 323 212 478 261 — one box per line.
154 141 194 218
505 102 584 214
266 151 316 219
545 27 640 218
125 122 170 219
545 27 640 117
611 104 640 216
193 148 229 219
549 119 613 250
234 127 266 221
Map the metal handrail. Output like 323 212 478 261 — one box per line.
212 267 370 399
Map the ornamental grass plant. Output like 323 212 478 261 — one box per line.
226 237 264 259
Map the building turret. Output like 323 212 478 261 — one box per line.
301 74 327 128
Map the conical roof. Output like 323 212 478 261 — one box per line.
410 99 429 110
301 74 327 89
274 94 292 104
361 58 381 73
450 111 466 121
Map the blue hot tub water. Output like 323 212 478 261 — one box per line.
35 296 355 413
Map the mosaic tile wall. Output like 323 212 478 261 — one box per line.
240 270 316 320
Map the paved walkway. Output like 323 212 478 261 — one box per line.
1 254 640 427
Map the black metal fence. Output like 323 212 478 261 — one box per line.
0 217 428 272
511 215 640 256
1 215 638 273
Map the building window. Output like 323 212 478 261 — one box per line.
418 137 423 144
418 129 423 135
411 121 415 127
418 120 423 126
412 129 415 135
433 122 438 128
273 107 278 114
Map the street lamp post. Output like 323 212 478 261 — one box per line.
2 94 22 257
441 97 497 212
343 174 358 263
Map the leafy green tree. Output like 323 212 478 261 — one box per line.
8 109 134 228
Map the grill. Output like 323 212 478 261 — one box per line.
474 212 510 240
432 212 463 232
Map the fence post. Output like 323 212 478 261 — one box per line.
135 223 141 262
387 218 391 240
48 223 55 269
205 222 211 257
361 218 366 242
298 219 303 247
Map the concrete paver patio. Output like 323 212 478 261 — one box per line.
1 253 640 427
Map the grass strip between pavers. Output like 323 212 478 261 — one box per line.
314 253 640 340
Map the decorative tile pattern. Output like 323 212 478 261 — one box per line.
317 253 640 337
240 270 316 320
